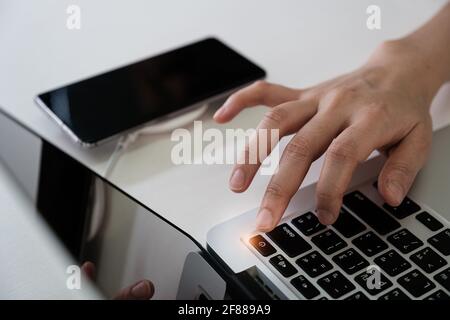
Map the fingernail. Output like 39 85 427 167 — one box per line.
256 208 274 231
229 169 245 190
316 209 336 225
131 281 150 299
387 180 404 205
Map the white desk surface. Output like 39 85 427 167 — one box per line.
1 0 449 246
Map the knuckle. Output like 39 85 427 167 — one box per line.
253 80 270 93
328 138 359 163
324 87 355 108
265 182 286 199
317 181 344 201
331 87 350 100
316 190 337 205
226 93 241 106
300 87 319 102
262 107 288 127
364 101 391 121
385 161 415 180
284 137 312 161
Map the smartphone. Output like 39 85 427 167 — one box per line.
35 38 266 147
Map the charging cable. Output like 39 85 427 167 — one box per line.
104 104 209 178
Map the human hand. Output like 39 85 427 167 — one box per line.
214 39 443 231
81 262 155 300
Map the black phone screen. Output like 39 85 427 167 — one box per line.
37 38 265 145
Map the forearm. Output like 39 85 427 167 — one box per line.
402 2 450 92
363 2 450 107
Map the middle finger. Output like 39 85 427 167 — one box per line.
229 98 317 192
255 110 346 231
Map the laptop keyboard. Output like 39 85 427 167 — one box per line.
245 182 450 300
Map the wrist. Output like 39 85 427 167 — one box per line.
396 36 448 92
366 39 443 107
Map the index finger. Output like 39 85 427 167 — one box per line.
213 81 301 123
256 112 344 231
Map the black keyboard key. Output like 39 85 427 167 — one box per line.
416 211 443 232
332 207 366 238
269 254 297 278
249 235 276 257
290 275 320 299
311 230 347 255
295 251 333 278
317 271 356 299
267 224 312 258
352 231 388 257
434 267 450 292
410 247 447 274
425 290 450 300
292 212 326 236
355 270 393 295
374 249 411 277
378 288 410 300
343 191 400 235
428 229 450 256
387 229 423 254
398 269 436 297
345 291 369 300
332 248 369 275
383 197 421 219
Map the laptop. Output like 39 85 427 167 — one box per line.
207 124 450 300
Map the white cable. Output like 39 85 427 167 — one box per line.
104 104 209 178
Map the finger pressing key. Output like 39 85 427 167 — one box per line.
256 111 345 231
